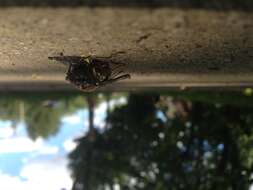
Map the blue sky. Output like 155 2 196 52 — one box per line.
0 119 79 190
0 97 126 190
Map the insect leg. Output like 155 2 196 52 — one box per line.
65 64 73 80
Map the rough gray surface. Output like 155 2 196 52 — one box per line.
0 8 252 90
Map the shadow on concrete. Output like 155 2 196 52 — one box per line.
0 0 252 11
126 40 253 75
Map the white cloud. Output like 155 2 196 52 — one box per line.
37 145 59 155
109 97 127 107
0 137 58 155
94 97 126 130
0 156 73 190
0 137 41 154
94 114 106 129
95 102 107 116
0 172 27 190
63 138 77 153
0 125 14 139
20 157 72 190
0 121 12 128
62 115 81 125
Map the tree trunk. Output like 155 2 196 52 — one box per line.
87 95 96 141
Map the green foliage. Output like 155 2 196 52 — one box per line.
69 93 253 190
0 99 22 125
0 92 127 140
25 102 64 140
0 92 87 140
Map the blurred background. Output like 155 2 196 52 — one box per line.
0 90 253 190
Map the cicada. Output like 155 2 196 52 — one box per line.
48 54 130 91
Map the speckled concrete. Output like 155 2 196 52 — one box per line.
0 8 252 90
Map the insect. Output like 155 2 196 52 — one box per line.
48 53 130 91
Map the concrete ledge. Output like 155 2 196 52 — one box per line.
0 8 252 90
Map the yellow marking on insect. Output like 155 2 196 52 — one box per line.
81 55 91 64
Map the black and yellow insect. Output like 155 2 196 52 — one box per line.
48 54 130 91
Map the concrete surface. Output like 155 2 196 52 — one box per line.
0 7 252 90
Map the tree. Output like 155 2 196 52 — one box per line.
0 92 87 140
69 93 253 190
